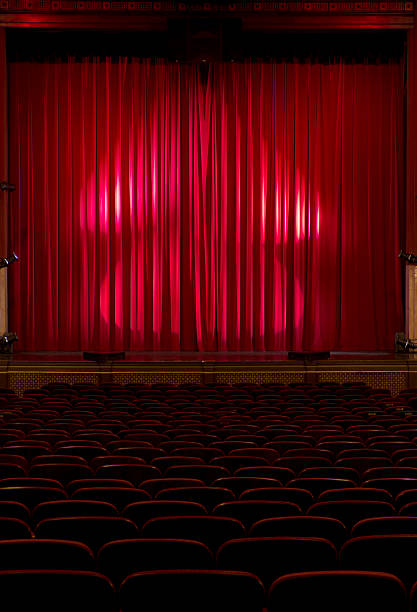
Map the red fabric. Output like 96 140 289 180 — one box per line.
8 59 404 351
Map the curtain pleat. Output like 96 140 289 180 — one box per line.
8 59 404 351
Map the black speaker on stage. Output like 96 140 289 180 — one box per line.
83 352 125 363
288 351 330 362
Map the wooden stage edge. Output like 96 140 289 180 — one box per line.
0 352 416 396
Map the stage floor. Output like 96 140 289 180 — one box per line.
8 351 409 362
0 351 415 396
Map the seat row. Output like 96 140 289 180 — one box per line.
0 567 412 612
4 530 417 592
4 498 417 543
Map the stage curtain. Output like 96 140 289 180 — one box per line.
8 59 404 351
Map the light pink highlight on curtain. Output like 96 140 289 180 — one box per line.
7 58 405 352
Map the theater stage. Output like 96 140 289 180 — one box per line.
0 352 416 397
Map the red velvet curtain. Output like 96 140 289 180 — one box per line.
8 58 404 352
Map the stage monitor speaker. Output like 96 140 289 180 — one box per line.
288 351 330 361
83 351 125 363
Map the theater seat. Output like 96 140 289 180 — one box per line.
32 500 119 524
0 518 33 539
239 487 314 510
307 500 396 530
0 570 118 612
249 516 348 548
0 539 95 571
123 501 207 528
119 570 265 612
97 538 214 585
267 570 407 612
0 487 68 508
217 536 337 588
351 516 417 537
35 516 139 552
340 535 417 588
154 486 236 510
212 501 301 528
71 487 151 509
140 478 205 497
141 516 246 552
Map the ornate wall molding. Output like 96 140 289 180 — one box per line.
0 1 413 30
0 1 413 13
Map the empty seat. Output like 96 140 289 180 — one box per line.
274 457 333 472
119 570 265 612
229 448 279 463
212 477 282 496
98 539 213 585
141 516 246 551
0 539 95 571
32 500 119 524
54 446 108 461
234 467 295 484
32 455 89 466
66 479 134 495
213 501 301 528
123 501 207 527
0 570 118 612
395 488 417 507
268 570 407 612
0 501 30 523
287 478 357 496
362 467 417 480
0 487 68 508
71 487 151 509
155 486 236 510
5 445 52 461
249 516 348 548
397 501 417 516
307 501 396 530
169 447 224 461
0 517 32 539
0 478 64 489
351 516 417 537
164 465 230 483
217 537 337 589
363 478 417 497
29 464 94 485
35 516 139 552
0 464 26 479
335 457 393 473
111 447 166 461
211 457 269 472
299 467 360 482
91 456 146 469
318 488 393 504
140 479 205 497
239 487 314 510
151 457 205 471
340 535 417 588
95 464 161 485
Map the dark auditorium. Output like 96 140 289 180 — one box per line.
2 1 417 610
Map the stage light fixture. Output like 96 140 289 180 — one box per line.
0 183 16 192
0 253 18 270
398 249 417 265
0 333 18 354
395 332 417 352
